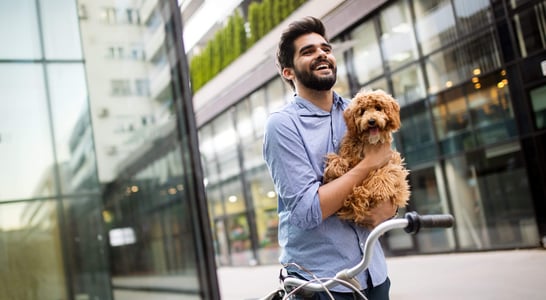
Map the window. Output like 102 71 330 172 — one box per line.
111 79 131 96
379 0 418 70
350 20 384 85
530 84 546 130
513 2 546 57
412 0 458 54
391 63 426 105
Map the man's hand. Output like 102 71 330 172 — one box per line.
363 201 399 229
362 142 393 171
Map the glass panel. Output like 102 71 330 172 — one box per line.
266 77 287 114
389 167 455 253
104 147 200 289
236 99 253 143
213 111 240 182
399 101 437 165
248 165 279 265
351 20 383 84
425 46 464 94
426 30 501 94
48 64 99 193
466 71 517 146
379 0 419 70
227 214 253 266
431 87 475 155
359 77 389 92
447 144 538 250
250 88 267 139
331 37 351 98
0 64 55 200
530 84 546 130
0 0 41 59
40 0 83 59
453 0 493 35
333 52 351 98
412 0 458 54
512 2 546 57
0 199 66 300
63 195 111 299
391 63 426 105
455 30 502 81
79 0 173 183
401 166 454 253
199 124 219 186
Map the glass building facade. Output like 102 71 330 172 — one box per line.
0 0 219 299
2 0 546 298
194 0 546 267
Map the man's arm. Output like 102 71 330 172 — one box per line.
318 142 394 221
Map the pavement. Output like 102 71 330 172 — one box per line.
217 248 546 300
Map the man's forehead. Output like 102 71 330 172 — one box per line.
294 33 329 50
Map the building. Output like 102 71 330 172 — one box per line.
190 0 546 267
0 0 218 299
1 0 545 299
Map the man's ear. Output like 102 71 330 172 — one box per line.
282 67 294 81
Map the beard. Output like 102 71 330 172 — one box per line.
294 64 337 91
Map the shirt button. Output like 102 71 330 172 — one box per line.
360 243 364 247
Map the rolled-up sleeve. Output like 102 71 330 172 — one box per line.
263 111 323 229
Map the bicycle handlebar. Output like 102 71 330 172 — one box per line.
404 211 454 234
282 211 454 293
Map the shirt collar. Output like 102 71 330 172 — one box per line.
294 91 344 116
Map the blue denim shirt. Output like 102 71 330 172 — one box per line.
263 92 388 292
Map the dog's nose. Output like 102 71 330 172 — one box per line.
368 119 376 126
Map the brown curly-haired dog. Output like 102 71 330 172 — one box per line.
323 89 410 227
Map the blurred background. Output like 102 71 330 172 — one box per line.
1 0 545 299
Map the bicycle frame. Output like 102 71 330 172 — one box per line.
260 212 454 299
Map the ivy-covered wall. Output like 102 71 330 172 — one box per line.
189 0 306 93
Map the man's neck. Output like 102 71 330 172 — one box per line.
297 87 334 112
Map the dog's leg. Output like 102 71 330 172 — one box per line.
323 153 350 183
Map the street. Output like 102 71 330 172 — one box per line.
218 249 546 300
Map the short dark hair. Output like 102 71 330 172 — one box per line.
276 16 328 90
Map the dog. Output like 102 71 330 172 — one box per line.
323 89 410 227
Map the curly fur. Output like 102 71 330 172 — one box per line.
323 89 410 226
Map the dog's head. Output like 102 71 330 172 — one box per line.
344 89 401 144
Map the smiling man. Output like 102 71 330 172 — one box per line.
263 16 396 299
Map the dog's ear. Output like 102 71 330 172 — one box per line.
386 97 401 131
344 101 357 135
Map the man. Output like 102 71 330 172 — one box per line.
263 16 396 299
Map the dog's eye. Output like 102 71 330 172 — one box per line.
375 105 382 111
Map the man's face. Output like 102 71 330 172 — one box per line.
290 33 337 91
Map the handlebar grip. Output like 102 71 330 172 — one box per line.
404 211 454 234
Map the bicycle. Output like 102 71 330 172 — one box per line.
259 211 455 300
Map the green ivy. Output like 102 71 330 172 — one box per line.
188 0 306 93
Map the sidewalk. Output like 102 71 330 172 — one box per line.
217 249 546 300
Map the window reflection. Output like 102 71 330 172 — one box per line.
0 64 55 200
351 20 383 84
391 63 426 105
412 0 457 55
379 1 418 70
399 101 436 165
426 30 501 94
447 144 538 250
512 1 546 57
0 0 41 59
0 200 66 300
530 85 546 130
431 87 474 154
41 0 82 59
453 0 492 35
